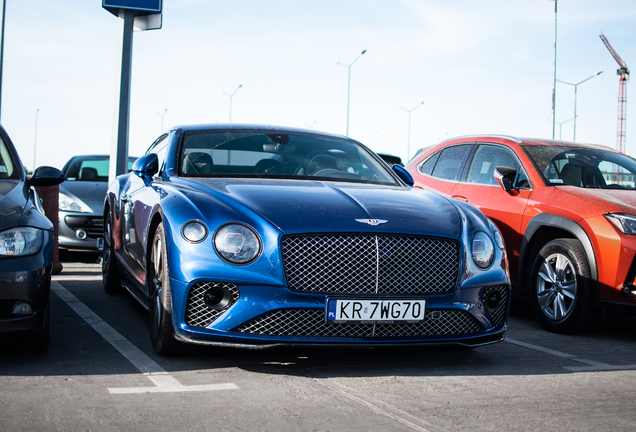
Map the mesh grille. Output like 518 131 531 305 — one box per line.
233 308 482 338
282 235 460 295
483 285 509 328
185 282 240 328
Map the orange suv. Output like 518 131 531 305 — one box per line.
406 135 636 333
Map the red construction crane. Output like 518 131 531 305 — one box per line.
600 32 630 154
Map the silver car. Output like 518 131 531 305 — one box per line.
59 155 136 254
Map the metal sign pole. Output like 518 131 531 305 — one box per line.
0 0 6 122
109 8 134 184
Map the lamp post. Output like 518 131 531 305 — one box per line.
157 108 167 132
557 71 602 141
399 101 424 160
223 84 242 123
336 49 367 135
33 108 39 172
555 117 573 140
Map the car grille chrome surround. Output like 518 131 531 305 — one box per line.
185 281 240 328
233 308 482 338
282 235 460 295
483 285 509 328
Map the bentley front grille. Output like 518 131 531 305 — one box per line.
185 281 240 328
233 308 482 338
282 234 460 295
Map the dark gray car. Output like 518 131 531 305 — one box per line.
59 155 136 254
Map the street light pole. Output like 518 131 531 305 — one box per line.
555 117 573 140
157 108 167 132
557 71 602 141
33 108 39 172
399 101 424 160
336 49 367 136
223 84 242 123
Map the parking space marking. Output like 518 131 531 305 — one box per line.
51 281 239 394
505 337 636 372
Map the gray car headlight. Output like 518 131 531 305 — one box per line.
59 192 92 213
214 223 262 265
0 227 44 257
472 231 494 269
605 213 636 235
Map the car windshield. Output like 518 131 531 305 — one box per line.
0 135 18 180
523 145 636 190
63 156 136 182
179 131 397 185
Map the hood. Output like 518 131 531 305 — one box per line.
60 181 108 214
560 186 636 215
184 178 462 238
0 180 28 231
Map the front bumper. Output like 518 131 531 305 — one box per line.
58 211 103 251
170 278 511 348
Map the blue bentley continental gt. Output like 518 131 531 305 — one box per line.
103 124 511 355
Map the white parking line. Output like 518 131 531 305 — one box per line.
505 337 636 372
51 281 239 394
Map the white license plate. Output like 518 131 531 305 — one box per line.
326 298 426 324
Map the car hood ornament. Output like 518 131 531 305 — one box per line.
356 218 388 226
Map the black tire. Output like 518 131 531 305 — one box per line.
102 210 123 295
529 238 598 334
23 303 50 352
148 224 182 355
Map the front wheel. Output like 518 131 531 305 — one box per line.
529 238 598 334
148 224 183 355
102 210 123 295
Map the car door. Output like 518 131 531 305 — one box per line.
414 144 474 196
120 135 169 292
450 143 531 281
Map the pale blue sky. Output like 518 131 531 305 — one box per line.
2 0 636 170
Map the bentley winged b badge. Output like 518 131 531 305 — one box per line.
355 218 388 226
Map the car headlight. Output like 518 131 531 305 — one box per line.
59 192 92 213
214 223 262 265
182 220 208 243
605 213 636 235
0 227 44 256
472 231 494 269
494 229 505 250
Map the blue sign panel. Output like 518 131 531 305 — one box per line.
103 0 162 16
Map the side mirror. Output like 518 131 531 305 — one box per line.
494 166 518 194
132 153 159 186
392 164 414 187
28 166 65 187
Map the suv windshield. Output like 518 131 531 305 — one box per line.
0 135 18 180
523 145 636 190
179 131 397 185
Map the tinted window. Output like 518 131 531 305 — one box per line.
523 145 636 189
418 151 440 176
467 144 529 188
179 131 397 185
430 145 471 181
63 156 137 182
0 135 18 179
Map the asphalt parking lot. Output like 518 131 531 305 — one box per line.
1 258 636 432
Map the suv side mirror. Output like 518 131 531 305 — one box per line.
494 166 518 194
28 166 65 187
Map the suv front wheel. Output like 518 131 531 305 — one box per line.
529 238 598 333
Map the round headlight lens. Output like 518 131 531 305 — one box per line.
0 227 44 256
182 221 208 243
472 231 494 269
214 223 261 265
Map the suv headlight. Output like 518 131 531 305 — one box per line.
59 192 92 213
0 227 44 256
472 231 494 269
214 223 262 265
605 213 636 235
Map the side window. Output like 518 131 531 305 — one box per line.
418 151 440 176
466 144 529 188
430 145 472 181
146 134 169 177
